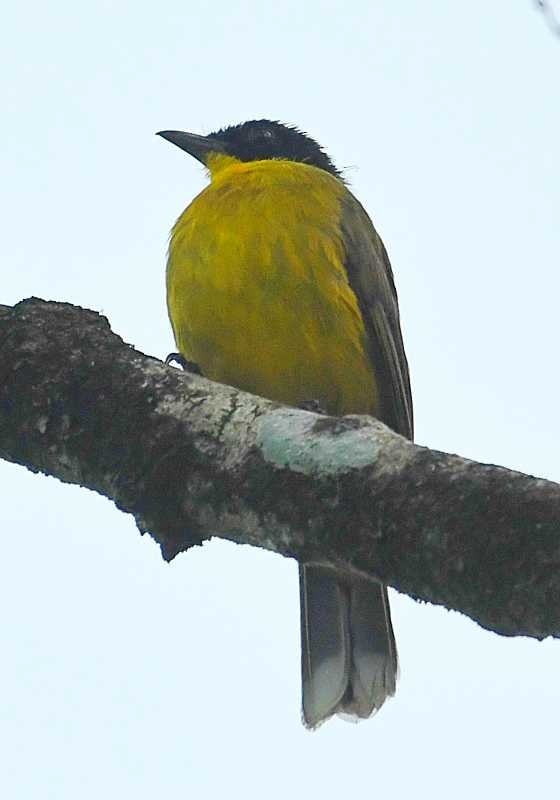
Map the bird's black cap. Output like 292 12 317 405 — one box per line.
157 120 340 177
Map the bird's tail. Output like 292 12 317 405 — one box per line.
299 564 397 729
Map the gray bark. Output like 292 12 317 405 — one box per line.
1 299 559 639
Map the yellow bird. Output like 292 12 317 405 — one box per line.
158 120 413 727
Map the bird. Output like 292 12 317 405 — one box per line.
158 119 413 728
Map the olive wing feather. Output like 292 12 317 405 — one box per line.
340 193 413 440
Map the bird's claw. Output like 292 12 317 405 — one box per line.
298 399 327 414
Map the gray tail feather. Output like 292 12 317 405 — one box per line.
299 564 398 729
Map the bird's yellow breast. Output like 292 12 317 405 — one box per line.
167 157 379 415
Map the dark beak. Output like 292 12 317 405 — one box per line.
156 130 227 165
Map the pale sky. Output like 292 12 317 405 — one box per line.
2 2 559 798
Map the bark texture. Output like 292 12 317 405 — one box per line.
1 299 559 639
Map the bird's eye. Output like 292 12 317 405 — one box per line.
244 126 276 147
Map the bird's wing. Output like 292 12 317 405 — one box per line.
340 192 413 440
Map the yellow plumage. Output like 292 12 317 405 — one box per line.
167 154 380 416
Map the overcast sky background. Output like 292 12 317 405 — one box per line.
2 2 559 798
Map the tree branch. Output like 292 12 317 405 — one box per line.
534 0 560 37
1 298 559 639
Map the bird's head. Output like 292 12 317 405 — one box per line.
157 119 340 179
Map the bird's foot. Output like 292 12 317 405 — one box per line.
298 399 327 414
165 352 203 375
